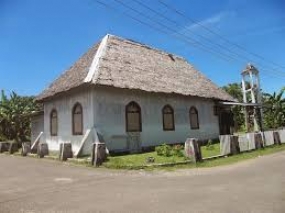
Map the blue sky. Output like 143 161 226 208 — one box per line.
1 0 285 96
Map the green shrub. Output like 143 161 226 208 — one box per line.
155 146 163 156
155 143 172 157
155 144 185 157
172 144 184 157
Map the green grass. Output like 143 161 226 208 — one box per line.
201 143 221 158
103 144 221 169
168 144 285 170
103 151 186 169
102 143 285 170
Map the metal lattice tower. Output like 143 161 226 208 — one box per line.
241 64 262 132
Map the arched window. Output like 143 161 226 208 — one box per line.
72 103 83 135
50 109 58 136
190 107 199 129
162 105 175 131
126 101 142 132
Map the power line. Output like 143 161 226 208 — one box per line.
112 0 238 62
132 0 253 64
92 0 285 80
114 0 285 77
157 0 285 71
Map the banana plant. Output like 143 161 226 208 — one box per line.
263 87 285 129
0 90 41 142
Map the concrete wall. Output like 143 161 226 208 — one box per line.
42 86 220 154
43 88 94 154
93 87 220 151
31 113 44 143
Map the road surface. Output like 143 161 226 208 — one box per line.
0 152 285 213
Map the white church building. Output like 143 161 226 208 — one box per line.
33 34 235 156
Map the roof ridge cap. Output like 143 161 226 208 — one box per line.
84 34 109 83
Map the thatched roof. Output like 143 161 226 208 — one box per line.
37 34 235 102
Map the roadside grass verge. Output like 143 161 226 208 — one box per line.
2 143 285 171
103 143 221 169
201 143 220 158
103 144 285 170
103 151 186 169
165 144 285 170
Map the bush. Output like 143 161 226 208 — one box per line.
155 143 184 157
155 143 172 157
172 144 184 157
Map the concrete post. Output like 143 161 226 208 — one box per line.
230 135 240 155
91 142 107 167
59 143 73 161
37 143 49 158
254 133 264 149
0 142 9 153
184 138 202 162
273 131 281 145
9 142 18 154
21 142 31 156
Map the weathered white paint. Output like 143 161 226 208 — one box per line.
238 135 249 152
31 131 43 150
247 133 256 150
74 128 91 157
84 34 109 83
278 129 285 143
263 131 274 146
74 127 101 157
43 88 94 155
31 114 44 144
219 135 231 155
93 87 220 152
40 86 221 155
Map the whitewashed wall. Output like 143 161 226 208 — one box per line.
93 87 220 151
44 88 94 154
31 113 44 143
42 86 221 154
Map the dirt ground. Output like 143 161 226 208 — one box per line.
0 152 285 213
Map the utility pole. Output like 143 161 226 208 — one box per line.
241 64 262 132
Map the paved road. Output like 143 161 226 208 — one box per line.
0 153 285 213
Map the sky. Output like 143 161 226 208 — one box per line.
0 0 285 96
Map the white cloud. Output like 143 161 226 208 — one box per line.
179 11 235 34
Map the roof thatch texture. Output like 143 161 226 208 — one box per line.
37 34 235 102
36 43 100 100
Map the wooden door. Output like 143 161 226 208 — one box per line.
219 111 234 135
127 132 141 153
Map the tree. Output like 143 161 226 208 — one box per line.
0 90 41 142
222 83 244 131
263 88 285 129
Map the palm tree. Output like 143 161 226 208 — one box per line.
263 88 285 129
